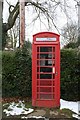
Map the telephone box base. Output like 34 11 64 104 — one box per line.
32 100 60 108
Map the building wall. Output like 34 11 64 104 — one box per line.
0 1 2 49
78 2 80 37
0 1 2 119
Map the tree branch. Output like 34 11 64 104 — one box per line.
5 2 19 31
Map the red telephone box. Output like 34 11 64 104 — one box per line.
32 32 60 108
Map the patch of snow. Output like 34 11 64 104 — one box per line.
60 99 79 114
4 48 8 50
21 116 45 119
60 99 80 119
78 102 80 114
3 101 34 116
3 103 9 107
72 114 80 119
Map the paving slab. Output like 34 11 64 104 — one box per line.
50 110 58 116
27 109 46 117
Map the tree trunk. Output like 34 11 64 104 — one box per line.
2 2 19 49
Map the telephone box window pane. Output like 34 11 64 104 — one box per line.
40 80 52 86
37 60 39 66
40 74 52 79
37 87 39 92
37 74 39 79
40 94 53 99
53 87 55 92
53 60 55 65
53 74 55 79
40 47 52 52
37 47 39 52
40 60 45 66
37 67 39 72
40 87 52 92
37 81 39 86
40 53 52 59
53 81 55 86
40 67 52 72
53 47 55 52
48 54 52 59
40 60 52 66
53 54 55 59
37 54 39 59
37 94 39 99
48 60 52 65
40 54 47 59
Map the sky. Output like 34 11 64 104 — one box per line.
3 0 78 46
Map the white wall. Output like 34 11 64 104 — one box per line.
0 1 2 49
78 1 80 37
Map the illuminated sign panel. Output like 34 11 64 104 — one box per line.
36 37 56 41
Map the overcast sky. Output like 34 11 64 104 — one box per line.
3 0 78 46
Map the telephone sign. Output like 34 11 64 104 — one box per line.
32 32 60 108
36 37 57 41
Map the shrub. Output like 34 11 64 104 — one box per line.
2 44 32 97
64 42 77 49
14 45 32 97
2 51 15 97
61 49 79 101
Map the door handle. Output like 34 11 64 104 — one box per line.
53 67 58 75
53 67 55 74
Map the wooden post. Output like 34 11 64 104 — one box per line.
20 0 25 48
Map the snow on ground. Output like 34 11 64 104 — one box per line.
3 101 34 116
72 114 80 119
21 116 45 119
60 99 79 114
60 99 79 119
3 99 79 118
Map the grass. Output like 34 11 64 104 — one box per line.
44 108 73 118
24 101 32 108
58 108 74 118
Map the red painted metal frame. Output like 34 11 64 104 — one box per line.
32 32 60 108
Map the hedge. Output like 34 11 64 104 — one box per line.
2 45 32 97
2 47 80 101
61 49 79 101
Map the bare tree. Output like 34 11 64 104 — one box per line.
8 16 20 49
2 0 77 48
62 23 77 44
